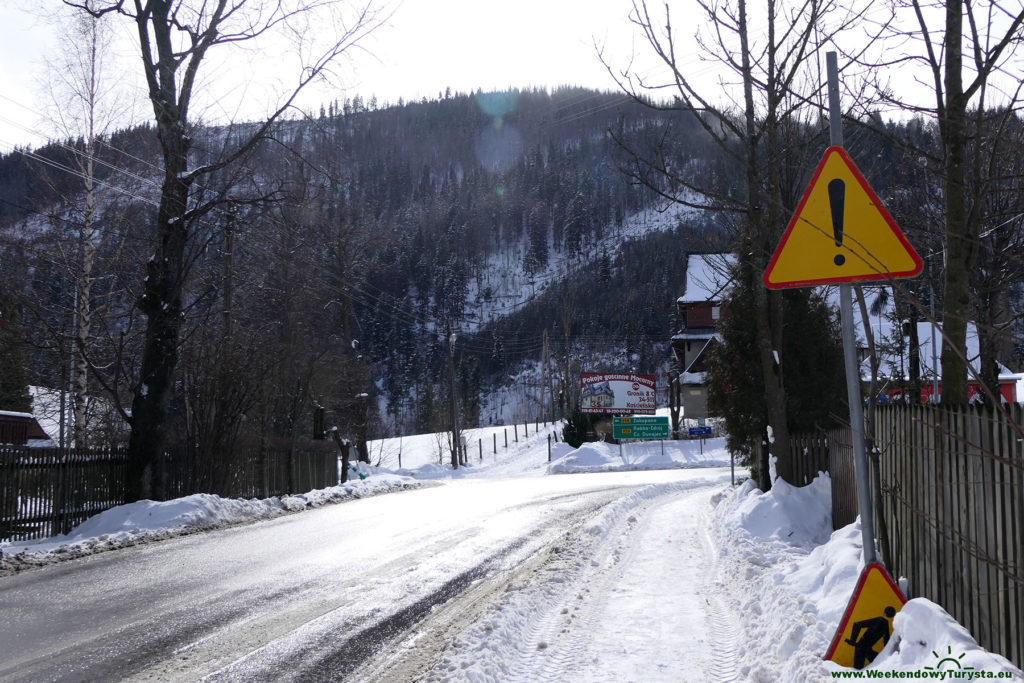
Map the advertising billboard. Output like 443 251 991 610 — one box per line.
580 373 656 415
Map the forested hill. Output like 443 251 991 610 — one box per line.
0 87 724 442
307 88 722 429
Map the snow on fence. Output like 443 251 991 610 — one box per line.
1 444 339 543
792 403 1024 668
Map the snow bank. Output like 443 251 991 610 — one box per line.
732 475 833 547
547 437 731 474
710 475 1022 680
0 473 424 573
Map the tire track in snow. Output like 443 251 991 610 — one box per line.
503 505 644 682
503 480 729 682
701 521 742 682
345 488 632 683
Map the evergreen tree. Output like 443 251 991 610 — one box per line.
562 408 594 448
0 284 31 412
706 280 845 488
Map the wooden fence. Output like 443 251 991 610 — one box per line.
874 404 1023 668
0 446 128 541
791 403 1023 667
1 445 340 543
159 443 339 501
789 430 859 530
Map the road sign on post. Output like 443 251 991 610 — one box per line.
825 562 907 669
763 146 922 289
613 416 669 440
688 426 712 437
762 53 923 569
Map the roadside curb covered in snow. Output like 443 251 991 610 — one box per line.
709 475 1022 680
0 474 429 575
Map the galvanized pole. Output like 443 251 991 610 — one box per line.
827 51 877 564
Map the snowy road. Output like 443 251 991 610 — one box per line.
0 468 732 682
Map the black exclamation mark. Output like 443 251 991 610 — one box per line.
829 179 846 266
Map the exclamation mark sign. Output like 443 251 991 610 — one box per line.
828 179 846 266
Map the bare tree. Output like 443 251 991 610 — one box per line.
36 2 134 446
65 0 387 500
856 0 1024 403
605 0 872 486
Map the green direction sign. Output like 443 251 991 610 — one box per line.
613 416 670 440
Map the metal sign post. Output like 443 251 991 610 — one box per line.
827 52 877 565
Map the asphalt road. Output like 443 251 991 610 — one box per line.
0 472 701 682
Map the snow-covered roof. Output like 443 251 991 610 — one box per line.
27 386 128 446
677 253 736 304
851 290 1012 382
671 331 716 342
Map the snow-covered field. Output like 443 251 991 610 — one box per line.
1 430 1019 681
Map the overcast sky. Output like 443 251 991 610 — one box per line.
0 1 681 152
2 2 1017 155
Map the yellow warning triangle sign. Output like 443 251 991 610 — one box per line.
764 146 923 289
825 562 908 669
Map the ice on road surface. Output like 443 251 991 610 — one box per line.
1 432 1019 681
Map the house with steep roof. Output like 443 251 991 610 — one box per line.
0 410 49 446
670 253 736 419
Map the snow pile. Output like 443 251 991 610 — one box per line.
0 473 424 572
881 599 1022 674
732 475 833 547
547 437 731 474
710 475 1022 680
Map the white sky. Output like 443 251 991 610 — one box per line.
0 1 672 152
2 2 1020 154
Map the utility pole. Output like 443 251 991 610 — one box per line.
217 206 235 394
446 322 460 469
827 52 877 565
546 330 555 423
539 330 549 423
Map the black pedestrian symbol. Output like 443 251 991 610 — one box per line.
845 606 896 669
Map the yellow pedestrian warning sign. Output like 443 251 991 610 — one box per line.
825 562 908 669
763 146 923 289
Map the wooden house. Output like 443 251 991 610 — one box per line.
670 253 735 419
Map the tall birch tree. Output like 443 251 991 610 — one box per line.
40 1 132 446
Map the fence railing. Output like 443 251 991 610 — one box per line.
1 444 340 543
791 403 1023 668
789 430 859 530
1 446 128 541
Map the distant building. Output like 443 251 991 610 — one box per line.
0 410 49 446
670 253 736 419
855 305 1024 404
